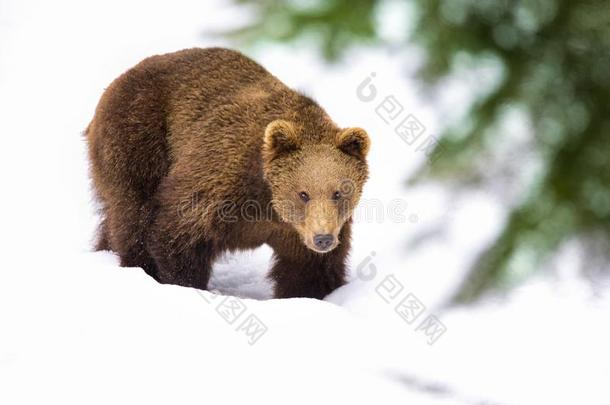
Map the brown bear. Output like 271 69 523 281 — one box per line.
86 47 370 299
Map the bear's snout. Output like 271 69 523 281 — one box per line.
313 234 335 251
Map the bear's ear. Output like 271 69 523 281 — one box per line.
263 120 300 162
336 127 370 160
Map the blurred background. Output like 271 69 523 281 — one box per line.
219 0 610 305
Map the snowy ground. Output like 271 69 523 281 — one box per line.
1 1 609 404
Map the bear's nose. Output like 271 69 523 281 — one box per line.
313 234 334 251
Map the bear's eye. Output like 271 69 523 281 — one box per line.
332 191 341 201
299 191 310 203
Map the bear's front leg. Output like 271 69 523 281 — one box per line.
269 230 350 299
146 178 219 290
147 228 216 290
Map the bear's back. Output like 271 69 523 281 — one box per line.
160 47 279 102
143 48 293 153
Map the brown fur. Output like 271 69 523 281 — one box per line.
87 48 370 299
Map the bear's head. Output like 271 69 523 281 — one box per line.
262 119 370 253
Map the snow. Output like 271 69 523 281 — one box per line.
1 0 609 404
